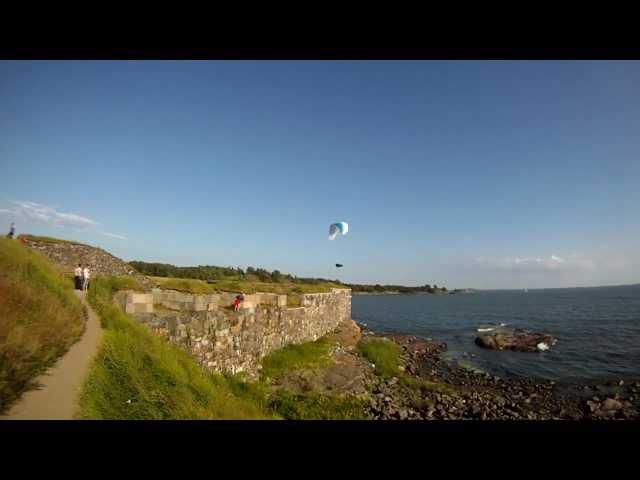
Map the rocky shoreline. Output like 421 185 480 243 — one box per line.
356 323 639 420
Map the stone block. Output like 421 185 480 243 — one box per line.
131 293 153 304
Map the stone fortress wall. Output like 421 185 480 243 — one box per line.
114 288 352 376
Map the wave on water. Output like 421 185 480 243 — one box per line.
477 322 508 332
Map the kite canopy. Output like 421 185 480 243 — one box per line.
329 222 349 240
335 263 343 268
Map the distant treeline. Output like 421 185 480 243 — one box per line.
128 260 446 292
128 261 341 285
129 261 245 280
347 284 447 294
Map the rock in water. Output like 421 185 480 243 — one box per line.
475 329 557 353
602 398 623 411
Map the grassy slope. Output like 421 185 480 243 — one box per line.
0 238 85 413
78 276 277 419
259 338 368 420
357 338 403 378
261 338 334 380
80 279 367 420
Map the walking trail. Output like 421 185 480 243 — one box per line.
1 290 103 420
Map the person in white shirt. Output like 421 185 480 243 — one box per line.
74 264 83 290
82 266 90 291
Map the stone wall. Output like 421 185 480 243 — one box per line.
115 288 352 376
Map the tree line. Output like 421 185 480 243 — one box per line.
128 261 340 285
347 283 447 293
128 260 446 292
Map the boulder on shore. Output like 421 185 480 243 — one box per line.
475 329 557 352
387 334 447 355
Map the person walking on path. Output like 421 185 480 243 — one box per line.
7 222 15 239
74 264 83 290
82 265 90 291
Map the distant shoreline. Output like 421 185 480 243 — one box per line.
352 291 401 295
352 291 450 296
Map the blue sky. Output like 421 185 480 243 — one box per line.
1 60 639 289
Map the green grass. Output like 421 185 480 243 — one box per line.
18 234 84 245
401 376 460 396
222 347 371 420
261 338 334 380
286 295 302 308
357 338 403 379
268 390 368 420
0 238 85 413
150 275 345 297
79 276 278 419
256 337 369 419
399 377 464 410
356 336 462 410
150 276 345 309
150 276 217 294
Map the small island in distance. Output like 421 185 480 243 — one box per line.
449 288 476 294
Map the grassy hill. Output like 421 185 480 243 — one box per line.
1 234 360 419
0 238 86 413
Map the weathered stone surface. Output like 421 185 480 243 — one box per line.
22 237 153 288
602 398 623 411
123 287 352 376
326 316 361 348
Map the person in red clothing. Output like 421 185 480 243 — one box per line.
233 295 242 311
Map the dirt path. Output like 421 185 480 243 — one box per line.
1 290 103 420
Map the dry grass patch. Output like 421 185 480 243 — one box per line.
0 238 85 413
